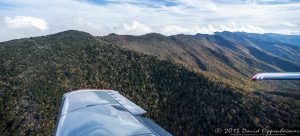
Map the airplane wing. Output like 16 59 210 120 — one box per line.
251 72 300 80
54 89 172 136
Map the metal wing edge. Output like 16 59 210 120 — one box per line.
251 72 300 80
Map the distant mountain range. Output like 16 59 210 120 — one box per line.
100 31 300 91
0 30 299 135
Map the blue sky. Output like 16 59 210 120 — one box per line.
0 0 299 41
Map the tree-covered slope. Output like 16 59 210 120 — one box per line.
100 33 300 92
215 31 300 64
0 30 299 136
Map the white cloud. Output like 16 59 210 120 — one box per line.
218 21 265 33
161 25 189 35
174 0 218 11
4 16 49 30
117 20 153 35
159 21 265 35
281 22 298 27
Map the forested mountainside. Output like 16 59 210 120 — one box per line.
101 32 300 92
0 30 299 136
215 32 300 63
262 33 300 47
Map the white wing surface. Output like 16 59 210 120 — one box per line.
54 89 171 136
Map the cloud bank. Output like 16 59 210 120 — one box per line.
4 16 48 30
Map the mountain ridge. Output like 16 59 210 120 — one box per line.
1 30 300 135
100 31 300 92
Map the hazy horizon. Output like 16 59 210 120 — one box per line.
2 29 300 43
